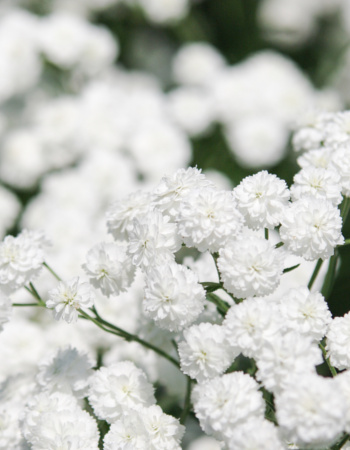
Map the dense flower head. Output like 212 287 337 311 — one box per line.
329 142 350 196
275 374 346 449
0 229 49 294
82 241 136 297
226 417 285 450
88 361 156 423
223 297 282 358
279 197 344 260
143 262 205 332
128 210 181 268
218 233 285 298
277 287 332 340
255 330 323 393
233 170 290 229
326 312 350 370
46 277 95 323
21 391 100 450
192 372 265 441
290 167 342 206
104 405 184 450
153 167 214 218
177 187 244 253
178 322 234 382
36 346 95 399
0 290 11 333
297 146 333 170
106 190 154 241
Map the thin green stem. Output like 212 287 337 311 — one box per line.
321 251 338 299
43 262 62 281
343 239 350 246
275 242 284 249
341 196 350 221
331 434 350 450
264 228 269 240
206 292 230 316
89 307 180 369
201 282 223 293
12 302 41 307
283 264 300 274
308 259 324 290
180 377 193 425
319 342 337 377
211 252 221 281
24 284 45 306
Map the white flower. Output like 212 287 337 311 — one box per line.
26 406 100 450
192 372 265 440
178 188 244 253
278 287 332 340
178 323 234 382
82 242 136 297
143 262 205 332
142 405 184 449
275 374 346 449
224 116 289 168
0 291 11 332
330 142 350 196
233 170 290 229
218 234 284 298
128 210 181 268
21 391 79 442
326 312 350 370
255 330 323 393
223 297 282 358
297 147 333 170
46 277 94 323
103 413 149 450
88 361 156 423
106 190 154 241
279 197 344 261
334 370 350 433
227 417 285 450
103 405 184 450
0 229 48 294
153 167 213 218
172 42 225 86
36 346 95 399
291 167 342 206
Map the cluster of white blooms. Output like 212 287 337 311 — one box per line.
0 229 49 294
46 277 95 323
170 44 340 168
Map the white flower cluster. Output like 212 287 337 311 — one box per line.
170 44 340 168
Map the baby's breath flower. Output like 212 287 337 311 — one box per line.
46 277 94 323
218 234 284 298
82 241 136 297
233 170 290 229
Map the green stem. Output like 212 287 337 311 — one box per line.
343 239 350 246
308 259 324 290
264 228 269 240
283 264 300 274
275 242 284 249
206 292 231 315
89 307 180 369
43 262 62 281
12 302 41 307
180 377 193 425
319 342 337 377
341 196 350 221
321 251 338 299
24 284 46 307
201 282 223 293
331 434 350 450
